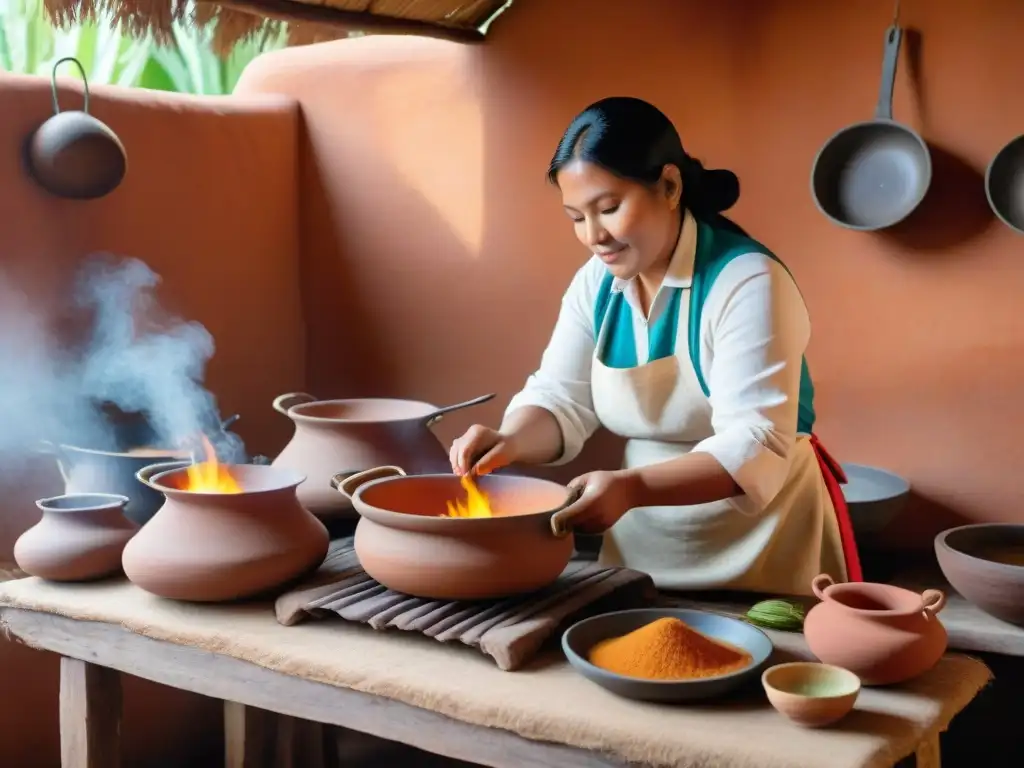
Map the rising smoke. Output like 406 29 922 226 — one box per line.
0 253 245 468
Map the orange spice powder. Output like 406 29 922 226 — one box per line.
587 617 753 680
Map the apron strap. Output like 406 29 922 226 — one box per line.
809 433 863 582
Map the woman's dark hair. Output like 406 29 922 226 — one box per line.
548 96 749 237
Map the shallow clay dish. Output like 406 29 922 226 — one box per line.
561 608 773 703
762 662 861 727
935 523 1024 626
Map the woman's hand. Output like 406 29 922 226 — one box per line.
449 425 520 476
559 470 640 534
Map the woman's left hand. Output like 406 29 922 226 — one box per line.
559 470 639 534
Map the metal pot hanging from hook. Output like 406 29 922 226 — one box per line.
24 56 127 200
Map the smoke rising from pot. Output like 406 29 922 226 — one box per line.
0 253 243 468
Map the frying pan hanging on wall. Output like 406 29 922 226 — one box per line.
811 25 931 231
24 57 127 200
984 135 1024 234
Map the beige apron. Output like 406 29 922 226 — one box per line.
591 287 846 597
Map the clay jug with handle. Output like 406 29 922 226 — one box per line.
803 573 948 686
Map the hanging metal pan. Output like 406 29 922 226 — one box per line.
984 135 1024 234
24 57 127 200
811 25 931 231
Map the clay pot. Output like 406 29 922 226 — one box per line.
122 461 329 602
803 574 948 686
14 493 137 581
935 523 1024 626
761 662 860 728
37 416 238 527
39 442 189 527
272 392 494 519
333 466 583 601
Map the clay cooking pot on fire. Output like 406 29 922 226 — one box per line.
803 574 948 686
122 460 329 602
332 466 584 601
272 392 494 518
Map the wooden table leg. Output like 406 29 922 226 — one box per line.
59 656 122 768
915 730 942 768
224 701 276 768
225 703 329 768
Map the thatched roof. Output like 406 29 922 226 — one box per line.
43 0 513 54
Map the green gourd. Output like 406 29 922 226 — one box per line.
745 599 806 632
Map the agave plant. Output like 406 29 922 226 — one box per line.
0 0 286 95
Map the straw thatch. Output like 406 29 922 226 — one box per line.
42 0 513 55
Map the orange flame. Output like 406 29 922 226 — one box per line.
183 435 242 494
444 474 495 518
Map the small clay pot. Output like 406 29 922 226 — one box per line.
14 493 137 582
333 466 583 601
762 662 861 728
272 392 493 519
122 461 329 602
803 574 948 686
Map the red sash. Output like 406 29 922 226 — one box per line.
809 434 863 582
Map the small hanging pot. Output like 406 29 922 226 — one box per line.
24 57 127 200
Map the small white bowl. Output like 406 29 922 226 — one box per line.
762 662 860 727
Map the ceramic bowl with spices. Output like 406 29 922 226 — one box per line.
762 662 861 728
562 608 773 702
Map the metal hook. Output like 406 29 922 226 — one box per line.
50 57 89 115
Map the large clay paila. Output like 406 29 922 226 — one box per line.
272 392 494 519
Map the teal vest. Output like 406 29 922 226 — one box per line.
593 220 816 434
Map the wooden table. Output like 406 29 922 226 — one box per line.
3 607 637 768
0 587 990 768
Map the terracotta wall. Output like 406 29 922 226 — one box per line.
0 73 304 765
239 0 1024 549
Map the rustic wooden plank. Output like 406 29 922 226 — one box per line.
59 656 122 768
2 609 626 768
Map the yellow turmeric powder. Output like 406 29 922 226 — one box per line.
588 617 752 680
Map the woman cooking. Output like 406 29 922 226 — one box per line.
449 96 861 596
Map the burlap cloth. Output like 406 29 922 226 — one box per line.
0 577 992 768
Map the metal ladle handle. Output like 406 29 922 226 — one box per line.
51 56 89 115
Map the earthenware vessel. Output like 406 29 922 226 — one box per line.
935 523 1024 626
38 442 189 527
803 574 947 686
762 662 861 728
123 461 329 602
37 414 239 527
332 465 582 600
272 392 494 519
14 493 137 581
